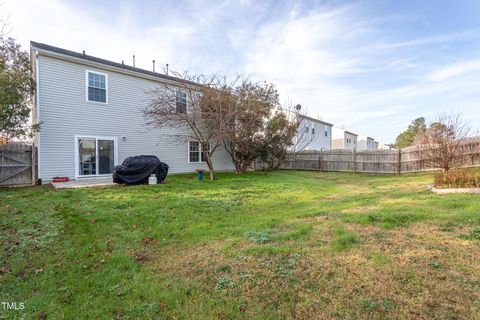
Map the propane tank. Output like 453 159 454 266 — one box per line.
148 174 157 185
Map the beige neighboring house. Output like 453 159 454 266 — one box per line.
357 135 377 150
377 142 393 150
332 127 358 150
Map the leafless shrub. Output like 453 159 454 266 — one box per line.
415 112 476 175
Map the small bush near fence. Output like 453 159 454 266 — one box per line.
434 169 480 189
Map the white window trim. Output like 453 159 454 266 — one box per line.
85 70 108 104
188 141 210 164
74 135 118 179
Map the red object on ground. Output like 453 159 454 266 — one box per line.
52 177 69 182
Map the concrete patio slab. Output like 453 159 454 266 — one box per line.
427 185 480 194
51 177 117 189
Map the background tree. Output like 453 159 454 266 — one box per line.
415 113 474 175
394 117 426 148
259 109 298 173
143 72 225 180
258 104 317 174
0 35 36 142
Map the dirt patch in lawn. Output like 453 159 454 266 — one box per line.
341 206 376 213
315 195 339 202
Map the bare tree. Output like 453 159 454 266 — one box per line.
0 8 7 38
143 72 225 180
415 112 475 175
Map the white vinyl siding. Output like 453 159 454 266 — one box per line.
296 117 332 151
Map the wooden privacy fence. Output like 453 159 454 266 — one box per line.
0 144 36 186
256 139 480 174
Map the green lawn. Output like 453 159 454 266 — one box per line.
1 171 480 319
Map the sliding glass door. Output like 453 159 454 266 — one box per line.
77 137 116 177
98 139 114 174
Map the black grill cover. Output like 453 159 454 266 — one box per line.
113 155 169 184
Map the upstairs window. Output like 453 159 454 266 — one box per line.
189 141 210 163
324 126 328 137
176 91 187 113
312 127 316 135
87 71 107 103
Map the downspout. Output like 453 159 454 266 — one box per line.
34 49 41 181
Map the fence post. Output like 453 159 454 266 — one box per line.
31 144 37 185
353 148 357 173
397 148 401 175
318 150 322 172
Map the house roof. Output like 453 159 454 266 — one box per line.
333 127 358 136
30 41 191 85
298 114 333 126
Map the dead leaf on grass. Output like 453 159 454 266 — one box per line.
142 237 158 246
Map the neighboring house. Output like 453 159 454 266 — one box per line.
332 127 358 150
296 115 332 151
30 42 234 181
377 142 393 150
357 135 377 150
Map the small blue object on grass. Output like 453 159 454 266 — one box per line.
196 169 204 181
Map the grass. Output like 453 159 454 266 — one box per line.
1 170 480 319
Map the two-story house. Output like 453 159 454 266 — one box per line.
296 115 332 151
332 127 358 150
31 42 234 181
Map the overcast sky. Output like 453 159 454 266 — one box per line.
3 0 480 143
